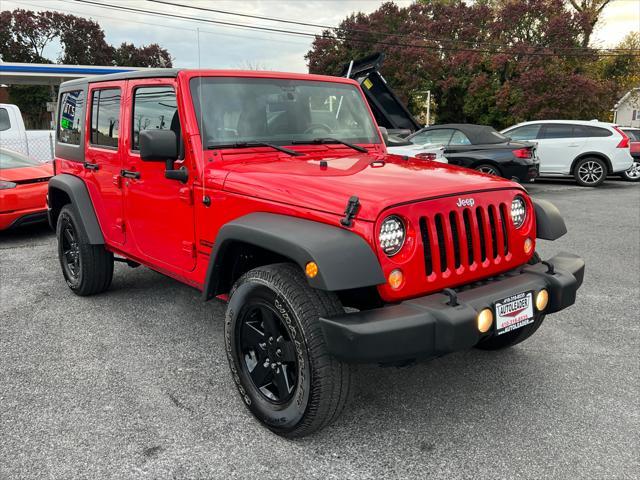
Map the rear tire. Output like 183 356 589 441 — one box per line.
56 204 113 296
474 163 501 177
224 263 352 438
574 157 606 187
620 160 640 182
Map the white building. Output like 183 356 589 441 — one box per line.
613 88 640 127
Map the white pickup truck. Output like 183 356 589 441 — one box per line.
0 104 55 162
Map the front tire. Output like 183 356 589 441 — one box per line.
56 204 113 296
574 157 606 187
621 159 640 182
224 263 352 438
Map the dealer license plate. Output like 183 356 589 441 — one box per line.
494 291 534 335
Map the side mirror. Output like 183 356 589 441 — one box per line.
140 130 178 162
378 126 389 145
139 129 188 183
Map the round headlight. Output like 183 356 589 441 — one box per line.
511 196 527 229
379 215 406 256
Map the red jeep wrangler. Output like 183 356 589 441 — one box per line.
48 69 584 437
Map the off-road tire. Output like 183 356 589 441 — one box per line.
56 204 113 296
224 263 352 438
573 157 607 187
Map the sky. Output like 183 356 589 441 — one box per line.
2 0 639 72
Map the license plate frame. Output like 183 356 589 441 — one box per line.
494 291 535 335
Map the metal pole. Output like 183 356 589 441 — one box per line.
426 90 431 126
49 131 54 160
336 60 353 119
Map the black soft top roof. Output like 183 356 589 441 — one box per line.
60 68 181 89
419 123 508 145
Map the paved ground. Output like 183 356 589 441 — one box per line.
1 179 639 480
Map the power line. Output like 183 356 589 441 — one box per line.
70 0 640 58
148 0 640 54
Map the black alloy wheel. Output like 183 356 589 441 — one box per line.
61 222 81 281
238 303 299 404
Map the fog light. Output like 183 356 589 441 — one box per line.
388 269 404 290
477 308 493 333
524 237 533 255
305 261 318 278
536 289 549 311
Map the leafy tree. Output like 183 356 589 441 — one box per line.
113 43 173 68
306 0 633 128
0 8 173 128
566 0 612 48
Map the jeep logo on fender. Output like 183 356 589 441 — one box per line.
456 198 475 207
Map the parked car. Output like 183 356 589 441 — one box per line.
0 104 55 162
620 127 640 182
502 120 633 187
405 124 539 182
0 148 53 230
48 68 584 438
380 127 447 163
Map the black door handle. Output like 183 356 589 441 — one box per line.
83 162 99 171
120 169 140 179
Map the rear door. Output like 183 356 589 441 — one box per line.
121 79 196 272
536 124 586 174
84 83 125 245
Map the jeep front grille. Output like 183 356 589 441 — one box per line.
419 203 510 277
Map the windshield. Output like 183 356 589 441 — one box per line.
0 149 41 169
190 77 380 148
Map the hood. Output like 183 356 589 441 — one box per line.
0 162 53 182
217 152 519 221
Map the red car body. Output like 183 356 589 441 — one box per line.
52 70 534 303
0 149 52 230
47 69 585 436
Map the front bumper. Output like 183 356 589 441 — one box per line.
319 252 584 363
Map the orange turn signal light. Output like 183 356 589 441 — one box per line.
305 261 318 278
388 269 404 290
524 237 533 255
536 289 549 311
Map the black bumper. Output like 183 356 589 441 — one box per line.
319 252 584 364
503 162 539 183
8 211 49 229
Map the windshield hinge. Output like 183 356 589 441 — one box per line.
340 196 360 227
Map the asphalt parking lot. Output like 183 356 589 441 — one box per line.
1 179 639 480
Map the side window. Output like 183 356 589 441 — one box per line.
58 90 85 145
132 86 179 151
449 130 471 145
411 129 454 145
540 124 575 139
0 108 10 132
507 124 541 141
581 126 612 137
90 88 121 148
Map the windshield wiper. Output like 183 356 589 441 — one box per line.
206 142 304 157
291 137 368 153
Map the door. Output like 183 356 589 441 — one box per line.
536 124 586 174
121 80 196 272
84 84 125 245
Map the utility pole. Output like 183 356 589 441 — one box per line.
426 90 431 126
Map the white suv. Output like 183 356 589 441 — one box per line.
502 120 633 186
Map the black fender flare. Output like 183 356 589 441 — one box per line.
203 213 385 300
48 174 104 244
533 199 567 240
